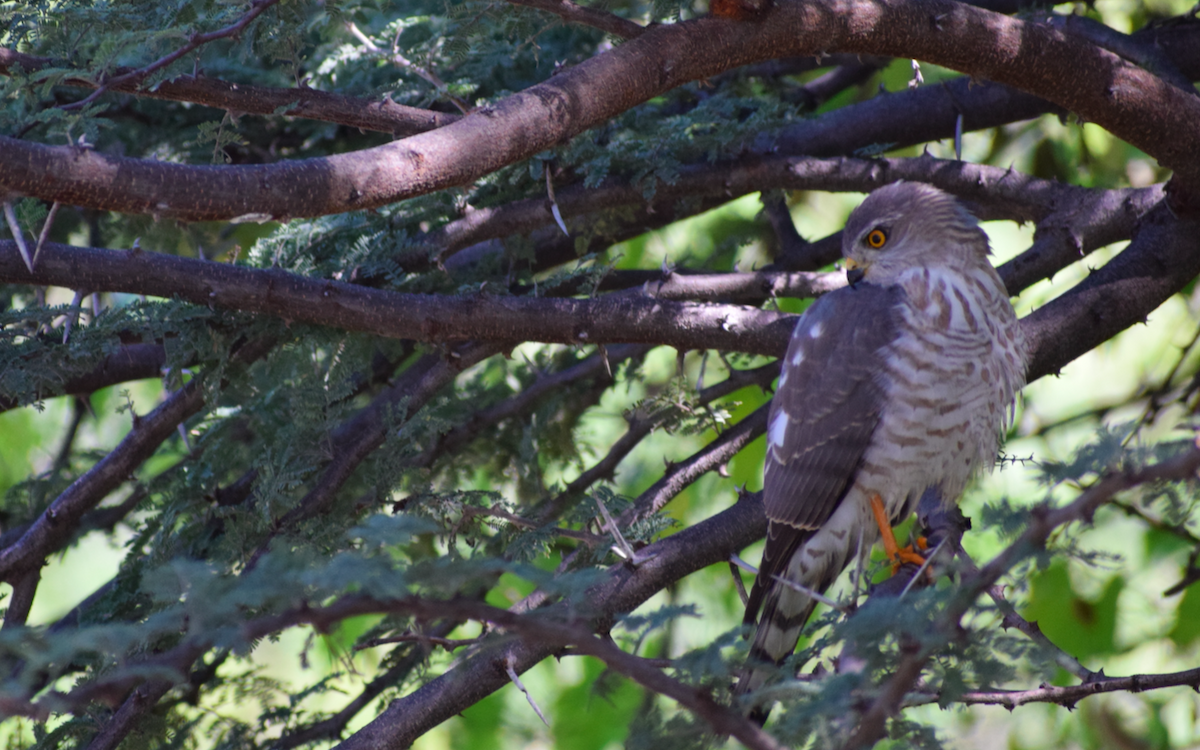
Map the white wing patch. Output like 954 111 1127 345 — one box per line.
769 411 790 450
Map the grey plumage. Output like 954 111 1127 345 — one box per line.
738 182 1027 719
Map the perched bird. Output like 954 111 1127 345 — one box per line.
737 182 1027 717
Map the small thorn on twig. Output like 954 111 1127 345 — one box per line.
4 202 35 273
729 554 758 575
954 113 964 161
545 164 569 237
33 201 60 269
505 657 549 726
598 344 612 379
177 423 193 453
728 556 750 605
62 289 85 344
899 537 947 598
595 494 638 564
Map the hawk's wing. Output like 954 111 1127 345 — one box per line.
745 282 905 623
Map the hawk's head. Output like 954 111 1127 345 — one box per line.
842 182 990 286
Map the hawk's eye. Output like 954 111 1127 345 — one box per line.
866 228 888 249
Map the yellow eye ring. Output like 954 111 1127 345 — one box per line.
866 228 887 249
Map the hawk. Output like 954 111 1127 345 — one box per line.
738 182 1027 714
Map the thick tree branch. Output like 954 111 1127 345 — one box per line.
1 193 1191 411
4 3 1199 220
0 241 797 357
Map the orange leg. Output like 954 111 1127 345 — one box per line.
868 494 927 571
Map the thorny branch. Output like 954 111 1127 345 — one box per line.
907 665 1200 710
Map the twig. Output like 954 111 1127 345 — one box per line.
0 48 458 136
356 632 484 652
1 569 40 630
32 201 59 268
505 0 645 39
345 22 468 113
62 0 283 111
246 344 502 570
460 505 606 546
907 665 1200 710
956 548 1098 683
0 381 208 582
595 493 637 563
621 401 769 524
729 557 751 606
273 621 461 749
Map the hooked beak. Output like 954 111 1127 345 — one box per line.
844 258 865 287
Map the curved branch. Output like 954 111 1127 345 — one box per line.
1023 202 1200 381
4 2 1198 220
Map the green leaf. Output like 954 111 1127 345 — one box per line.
1022 560 1123 659
1168 583 1200 648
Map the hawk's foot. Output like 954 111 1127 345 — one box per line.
868 493 927 573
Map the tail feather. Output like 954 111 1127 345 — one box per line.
735 514 866 723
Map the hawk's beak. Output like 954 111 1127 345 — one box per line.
844 258 865 287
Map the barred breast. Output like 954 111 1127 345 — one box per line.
862 263 1027 522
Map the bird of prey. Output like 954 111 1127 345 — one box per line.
738 182 1027 715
